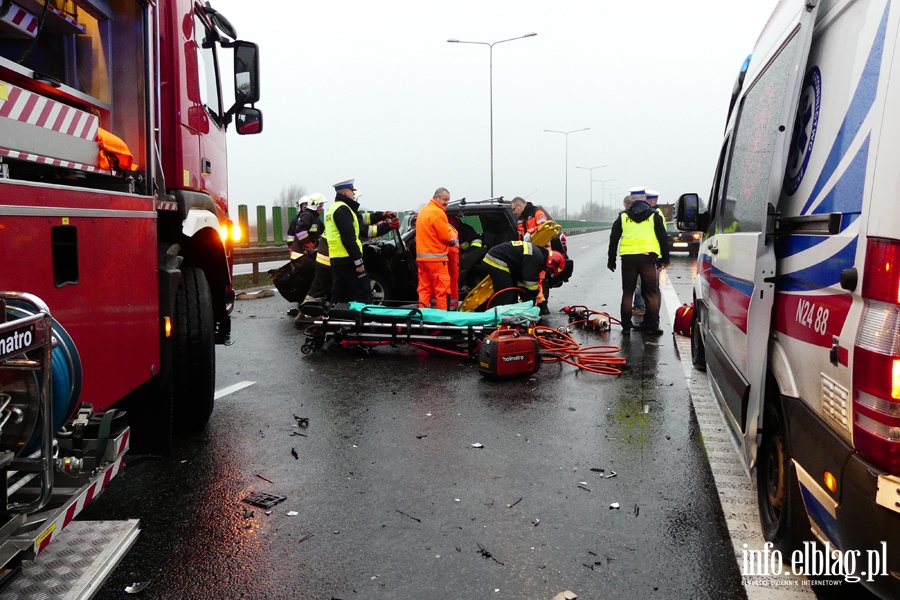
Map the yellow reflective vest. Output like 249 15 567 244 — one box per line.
619 213 661 256
324 201 362 259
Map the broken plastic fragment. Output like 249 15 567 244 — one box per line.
287 510 298 516
552 591 577 600
610 502 620 510
605 471 617 479
471 443 484 448
125 581 149 594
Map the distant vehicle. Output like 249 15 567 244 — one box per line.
665 221 701 257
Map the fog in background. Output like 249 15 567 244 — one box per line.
215 0 778 218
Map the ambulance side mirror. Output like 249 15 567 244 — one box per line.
676 193 706 232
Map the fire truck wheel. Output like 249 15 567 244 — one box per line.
173 266 215 430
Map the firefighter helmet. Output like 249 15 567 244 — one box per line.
546 249 565 275
298 195 310 209
308 193 327 209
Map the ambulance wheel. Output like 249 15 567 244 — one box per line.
369 271 393 304
173 267 215 431
757 401 792 548
691 306 706 371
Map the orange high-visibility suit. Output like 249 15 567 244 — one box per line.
416 198 456 310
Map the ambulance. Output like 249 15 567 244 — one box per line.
677 0 900 595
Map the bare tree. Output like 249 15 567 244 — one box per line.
275 184 308 210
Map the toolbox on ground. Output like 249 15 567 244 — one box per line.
478 329 541 380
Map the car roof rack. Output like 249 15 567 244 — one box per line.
448 196 507 208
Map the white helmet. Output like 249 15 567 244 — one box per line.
308 192 327 209
298 195 310 208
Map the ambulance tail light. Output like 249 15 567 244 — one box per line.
853 238 900 474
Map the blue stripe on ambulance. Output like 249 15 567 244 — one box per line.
799 483 842 548
799 2 889 215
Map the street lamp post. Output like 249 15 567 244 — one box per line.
575 165 606 216
544 128 589 219
595 178 615 218
448 33 537 197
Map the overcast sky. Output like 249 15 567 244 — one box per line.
214 0 778 218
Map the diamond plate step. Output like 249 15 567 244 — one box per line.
0 519 139 600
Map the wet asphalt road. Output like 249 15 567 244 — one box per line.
83 231 745 599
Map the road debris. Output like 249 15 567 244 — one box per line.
552 591 577 600
577 484 591 492
124 581 149 594
255 474 275 484
476 542 504 565
634 504 640 516
589 468 605 473
471 443 484 449
297 533 315 544
243 509 254 519
291 448 299 460
290 431 308 437
506 497 523 509
395 509 421 523
416 434 427 439
293 415 309 428
605 471 618 479
610 502 620 510
532 518 540 526
242 492 286 509
287 511 298 516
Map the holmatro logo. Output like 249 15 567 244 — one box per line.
0 325 34 359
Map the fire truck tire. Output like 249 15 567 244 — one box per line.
173 267 215 430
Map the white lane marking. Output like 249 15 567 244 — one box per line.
214 381 256 400
659 277 812 598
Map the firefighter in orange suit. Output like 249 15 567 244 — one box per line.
416 187 458 310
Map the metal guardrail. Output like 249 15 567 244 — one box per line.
233 246 289 284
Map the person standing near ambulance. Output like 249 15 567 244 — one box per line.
607 192 669 335
325 179 372 304
291 193 327 255
286 196 310 259
416 187 458 310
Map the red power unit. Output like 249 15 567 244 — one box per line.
478 330 542 380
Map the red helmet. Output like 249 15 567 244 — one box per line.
545 250 565 275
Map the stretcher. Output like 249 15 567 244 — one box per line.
459 221 563 312
298 301 541 357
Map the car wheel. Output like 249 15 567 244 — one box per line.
691 304 706 371
369 271 394 304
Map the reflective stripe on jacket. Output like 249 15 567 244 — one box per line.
484 241 545 291
325 201 362 259
416 198 454 261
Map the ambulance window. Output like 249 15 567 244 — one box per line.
723 33 800 233
710 135 732 235
194 14 222 121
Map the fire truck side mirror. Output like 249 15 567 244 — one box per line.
235 108 263 135
233 42 260 106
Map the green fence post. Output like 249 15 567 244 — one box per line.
238 205 250 248
287 206 298 224
272 207 284 246
256 205 268 247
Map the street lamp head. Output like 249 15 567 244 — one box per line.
447 39 459 43
524 32 537 37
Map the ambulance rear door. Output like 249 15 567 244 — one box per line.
704 0 820 470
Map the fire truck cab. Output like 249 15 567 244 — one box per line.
0 0 261 590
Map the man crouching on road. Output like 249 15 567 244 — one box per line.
607 193 669 335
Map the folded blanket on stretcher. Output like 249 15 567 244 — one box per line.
345 301 541 326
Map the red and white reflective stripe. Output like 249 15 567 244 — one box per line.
34 454 125 556
0 81 99 141
157 201 178 211
0 148 113 175
0 3 39 37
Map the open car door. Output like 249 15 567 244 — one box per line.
704 0 821 470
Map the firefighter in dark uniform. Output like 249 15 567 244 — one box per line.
511 196 562 315
286 196 310 259
291 193 327 254
483 241 566 307
607 194 669 335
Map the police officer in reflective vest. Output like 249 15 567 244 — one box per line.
324 179 371 304
483 241 566 307
607 194 669 335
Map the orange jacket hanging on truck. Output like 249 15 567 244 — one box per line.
96 128 138 172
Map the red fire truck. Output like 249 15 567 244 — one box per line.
0 0 260 590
